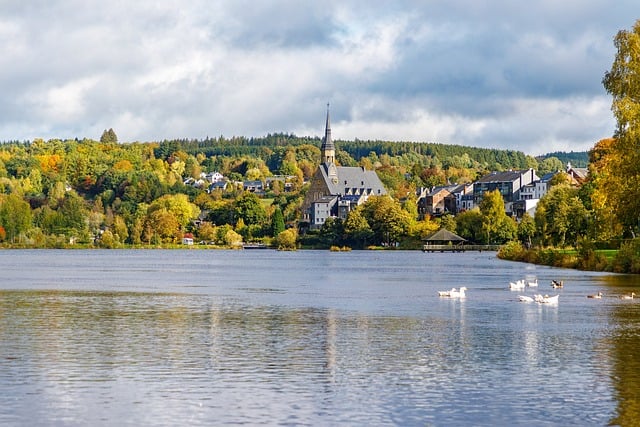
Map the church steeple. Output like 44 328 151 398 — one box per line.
320 103 335 165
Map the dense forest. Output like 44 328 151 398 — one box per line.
0 129 582 250
537 151 589 168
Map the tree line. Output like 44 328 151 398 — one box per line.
0 125 580 250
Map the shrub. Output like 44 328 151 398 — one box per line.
275 229 297 251
497 240 525 260
612 239 640 273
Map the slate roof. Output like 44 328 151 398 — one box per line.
318 164 386 196
476 170 530 183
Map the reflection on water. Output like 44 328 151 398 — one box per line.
0 250 639 425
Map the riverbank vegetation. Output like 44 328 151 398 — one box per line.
498 20 640 274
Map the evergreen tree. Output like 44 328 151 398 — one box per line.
100 128 118 144
271 207 285 237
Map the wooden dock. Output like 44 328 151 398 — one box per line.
422 244 499 252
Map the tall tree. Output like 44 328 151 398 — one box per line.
535 184 589 247
343 208 374 248
271 207 285 237
0 194 32 242
361 196 411 246
517 213 536 248
455 209 484 243
100 128 118 144
478 190 511 244
234 192 266 226
602 19 640 235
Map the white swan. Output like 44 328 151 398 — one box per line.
534 294 559 304
587 292 603 299
527 279 538 287
438 288 456 297
509 280 526 290
518 295 534 303
449 287 467 298
439 287 467 298
621 292 636 300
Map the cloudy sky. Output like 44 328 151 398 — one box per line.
0 1 636 155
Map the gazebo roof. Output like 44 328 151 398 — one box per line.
423 228 466 242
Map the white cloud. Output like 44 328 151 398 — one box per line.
0 0 633 154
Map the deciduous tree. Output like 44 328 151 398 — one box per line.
0 194 32 242
602 19 640 235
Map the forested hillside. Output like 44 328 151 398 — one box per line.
0 131 587 249
537 151 589 168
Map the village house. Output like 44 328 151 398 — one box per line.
243 180 264 193
473 169 539 216
417 185 457 217
566 162 588 186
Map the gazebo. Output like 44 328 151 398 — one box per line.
422 228 467 252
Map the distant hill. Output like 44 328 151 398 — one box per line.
537 151 589 167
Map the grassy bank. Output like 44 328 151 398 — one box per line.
497 240 640 274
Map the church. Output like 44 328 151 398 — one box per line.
302 106 387 229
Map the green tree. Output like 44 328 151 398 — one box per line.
0 194 32 242
319 217 343 247
535 184 589 247
343 208 374 248
271 207 285 237
58 192 89 237
234 192 266 226
517 213 536 248
361 196 411 246
438 214 457 233
478 190 513 244
112 215 129 243
537 157 564 175
602 19 640 235
100 128 118 144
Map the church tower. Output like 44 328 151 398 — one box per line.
320 103 335 165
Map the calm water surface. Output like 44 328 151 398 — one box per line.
1 249 640 426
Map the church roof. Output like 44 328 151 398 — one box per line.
319 164 386 196
320 103 334 152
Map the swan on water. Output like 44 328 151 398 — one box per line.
587 292 603 299
509 280 525 290
534 294 559 304
438 288 456 297
621 292 636 300
438 287 467 298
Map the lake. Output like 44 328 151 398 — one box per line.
1 249 640 426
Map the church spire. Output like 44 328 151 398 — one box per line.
320 103 335 164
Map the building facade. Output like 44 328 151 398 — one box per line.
302 105 387 229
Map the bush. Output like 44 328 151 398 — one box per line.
497 240 525 260
576 237 610 271
612 239 640 273
275 229 297 251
